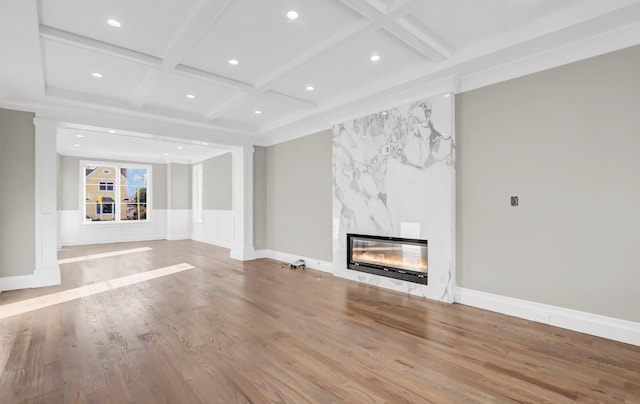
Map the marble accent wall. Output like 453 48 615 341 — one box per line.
332 95 455 302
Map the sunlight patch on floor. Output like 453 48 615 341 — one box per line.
57 246 153 264
0 263 195 320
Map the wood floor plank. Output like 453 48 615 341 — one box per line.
0 240 639 403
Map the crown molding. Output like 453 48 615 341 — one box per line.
460 20 640 94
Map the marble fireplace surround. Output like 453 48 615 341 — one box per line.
332 95 456 303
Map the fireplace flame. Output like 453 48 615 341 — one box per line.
353 251 427 273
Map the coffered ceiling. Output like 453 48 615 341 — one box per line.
2 0 640 149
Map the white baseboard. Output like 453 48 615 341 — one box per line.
167 234 191 241
455 287 640 347
255 249 333 273
191 235 233 249
0 265 61 292
62 236 167 246
230 247 256 261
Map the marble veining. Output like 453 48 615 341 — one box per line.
332 96 456 302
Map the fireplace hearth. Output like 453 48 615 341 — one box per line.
347 233 428 284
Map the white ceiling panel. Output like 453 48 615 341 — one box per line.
39 0 200 57
411 0 582 51
269 29 429 104
43 39 154 101
182 0 367 85
217 94 301 129
145 72 246 116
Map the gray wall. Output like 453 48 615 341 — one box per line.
169 163 191 210
58 155 168 210
59 155 79 210
203 152 232 210
0 108 35 277
456 44 640 322
153 163 167 210
261 130 333 261
253 146 267 249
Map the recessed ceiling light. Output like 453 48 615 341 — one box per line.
254 110 262 115
443 93 451 98
107 19 121 28
163 153 169 156
370 54 381 62
202 142 208 146
286 10 299 20
186 94 195 99
177 146 183 150
306 85 314 91
381 111 387 116
91 72 103 78
73 144 81 147
76 134 84 138
108 129 116 133
228 59 239 66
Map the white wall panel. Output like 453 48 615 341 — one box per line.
59 209 168 245
167 209 192 240
191 210 234 249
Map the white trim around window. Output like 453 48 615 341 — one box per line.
80 160 153 224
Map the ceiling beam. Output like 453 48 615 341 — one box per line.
254 21 377 92
338 0 383 20
262 90 316 109
384 0 425 19
395 16 452 59
39 25 161 67
339 0 449 61
383 21 451 61
129 0 234 107
203 93 248 120
174 64 253 93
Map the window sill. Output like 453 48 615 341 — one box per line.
81 220 153 226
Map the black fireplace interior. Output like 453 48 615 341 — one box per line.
347 233 428 285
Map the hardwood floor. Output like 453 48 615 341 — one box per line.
1 240 639 403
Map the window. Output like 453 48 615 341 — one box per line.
99 181 114 191
96 198 114 214
83 162 151 223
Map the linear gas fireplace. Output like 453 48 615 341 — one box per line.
347 233 428 285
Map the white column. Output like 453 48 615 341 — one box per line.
33 117 61 287
166 162 173 239
230 146 255 260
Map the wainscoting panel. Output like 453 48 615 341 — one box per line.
59 209 168 246
167 209 191 240
191 210 234 248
